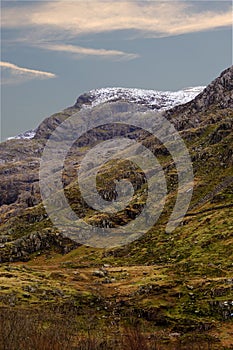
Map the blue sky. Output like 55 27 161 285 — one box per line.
1 0 232 140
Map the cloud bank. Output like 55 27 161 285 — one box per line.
2 1 232 37
1 1 231 63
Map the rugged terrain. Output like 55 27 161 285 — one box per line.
0 66 232 349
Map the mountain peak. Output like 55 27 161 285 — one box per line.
74 86 205 111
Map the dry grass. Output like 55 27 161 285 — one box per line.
0 307 221 350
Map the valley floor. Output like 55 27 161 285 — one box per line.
0 249 232 350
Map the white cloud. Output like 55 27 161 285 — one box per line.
2 1 232 37
0 61 56 84
1 1 231 62
37 43 139 60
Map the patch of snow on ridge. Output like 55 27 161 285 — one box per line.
7 130 36 141
86 86 205 110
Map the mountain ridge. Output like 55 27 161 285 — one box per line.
9 85 204 141
10 65 233 141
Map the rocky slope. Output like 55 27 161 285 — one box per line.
0 66 232 348
0 66 232 256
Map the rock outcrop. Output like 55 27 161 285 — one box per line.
0 229 79 263
165 66 233 118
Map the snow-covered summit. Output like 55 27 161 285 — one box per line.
79 86 205 110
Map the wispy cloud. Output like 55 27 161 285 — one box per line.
0 61 56 85
37 43 139 60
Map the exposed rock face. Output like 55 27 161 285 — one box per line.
198 66 233 109
74 92 94 108
34 108 76 140
0 229 79 263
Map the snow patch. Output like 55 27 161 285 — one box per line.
7 130 36 141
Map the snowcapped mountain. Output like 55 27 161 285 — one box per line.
8 86 205 140
81 86 205 110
